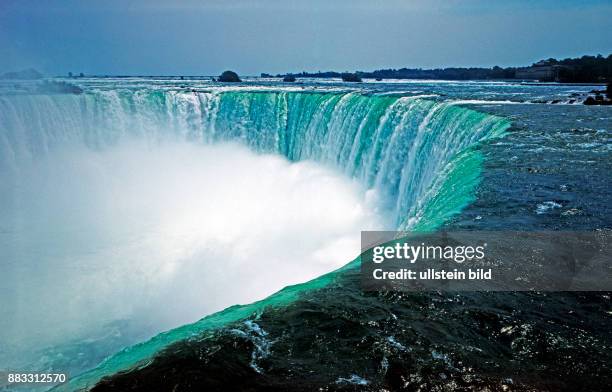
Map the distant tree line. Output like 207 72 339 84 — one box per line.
547 55 612 82
273 54 611 83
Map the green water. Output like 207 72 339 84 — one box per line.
0 90 509 390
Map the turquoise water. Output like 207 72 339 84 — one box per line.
0 89 508 230
9 77 610 390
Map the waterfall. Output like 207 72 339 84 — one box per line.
1 88 510 391
0 90 509 229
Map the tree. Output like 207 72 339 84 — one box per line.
218 70 241 82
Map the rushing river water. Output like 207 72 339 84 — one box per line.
0 77 610 391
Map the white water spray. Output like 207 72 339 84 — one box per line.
0 140 386 371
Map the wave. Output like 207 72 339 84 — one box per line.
0 89 510 390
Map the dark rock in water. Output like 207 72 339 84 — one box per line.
375 78 383 81
1 68 43 80
218 70 241 83
582 85 612 105
584 95 612 105
37 81 83 94
341 73 362 82
261 73 272 78
283 75 296 82
550 99 561 104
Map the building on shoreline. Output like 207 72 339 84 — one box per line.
516 60 572 82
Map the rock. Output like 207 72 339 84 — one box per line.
283 75 296 82
582 85 612 105
218 70 241 83
584 95 612 105
341 73 362 82
1 68 43 80
584 97 597 105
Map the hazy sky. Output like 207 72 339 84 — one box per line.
1 0 610 76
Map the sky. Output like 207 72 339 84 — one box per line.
0 0 610 76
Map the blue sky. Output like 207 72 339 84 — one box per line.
0 0 610 76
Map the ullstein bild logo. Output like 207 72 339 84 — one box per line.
360 231 612 291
